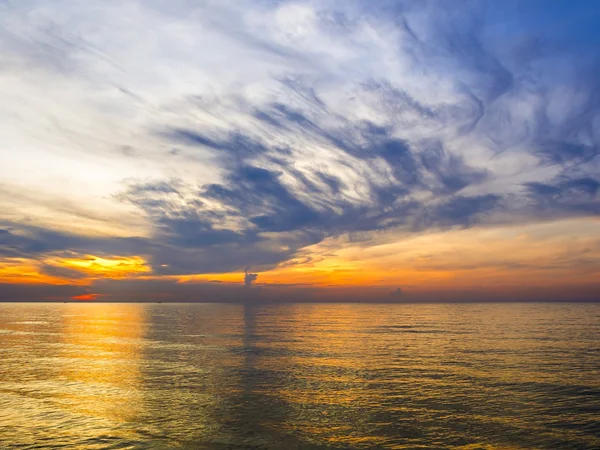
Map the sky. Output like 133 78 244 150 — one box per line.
1 0 599 302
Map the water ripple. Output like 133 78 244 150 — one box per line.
0 302 599 449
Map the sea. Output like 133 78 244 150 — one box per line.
1 302 599 449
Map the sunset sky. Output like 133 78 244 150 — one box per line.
1 0 599 302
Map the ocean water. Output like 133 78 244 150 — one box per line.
0 302 599 449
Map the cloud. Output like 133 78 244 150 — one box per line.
390 287 403 298
39 264 89 280
525 177 600 217
1 0 599 283
0 222 146 259
244 267 258 287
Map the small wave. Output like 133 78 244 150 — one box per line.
11 321 49 325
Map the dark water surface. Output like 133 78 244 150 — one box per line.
1 302 599 449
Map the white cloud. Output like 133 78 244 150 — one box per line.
0 0 598 272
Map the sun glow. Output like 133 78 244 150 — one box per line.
57 255 151 278
0 255 151 285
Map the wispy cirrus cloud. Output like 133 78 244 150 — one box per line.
0 0 599 293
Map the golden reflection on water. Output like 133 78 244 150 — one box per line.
57 304 147 424
1 302 599 449
0 304 152 447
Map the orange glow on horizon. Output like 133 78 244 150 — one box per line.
0 254 151 286
1 219 598 297
72 294 101 301
173 218 600 291
0 258 86 285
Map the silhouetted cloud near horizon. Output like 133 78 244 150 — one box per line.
244 268 258 288
391 288 403 298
